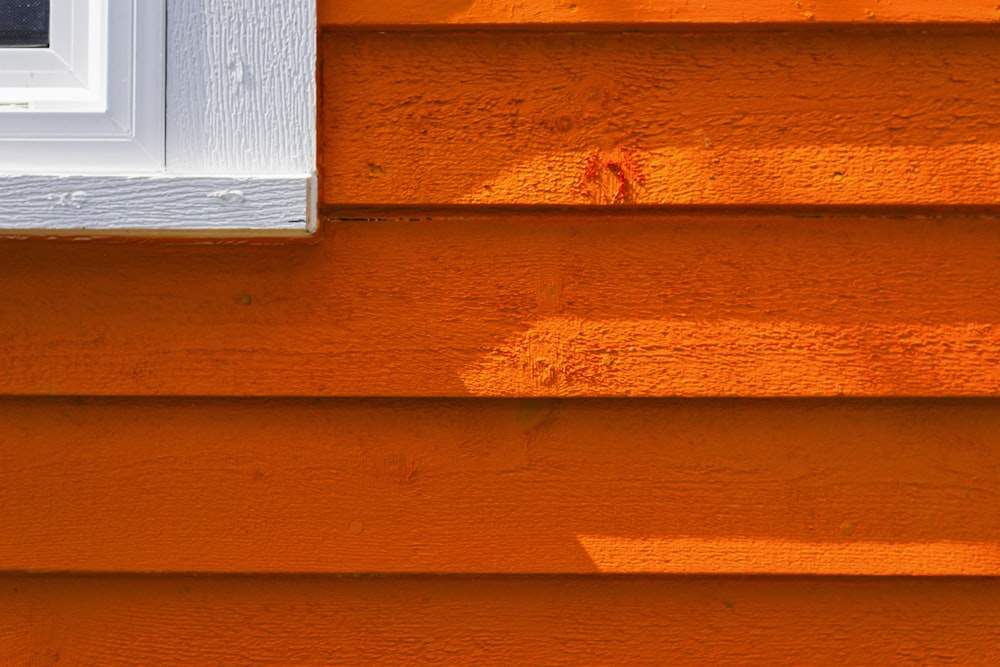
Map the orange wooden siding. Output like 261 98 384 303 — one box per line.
2 397 998 574
4 213 1000 397
320 30 1000 207
4 2 1000 663
5 575 1000 665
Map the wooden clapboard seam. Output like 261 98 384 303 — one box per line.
319 204 1000 224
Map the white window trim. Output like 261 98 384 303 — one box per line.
0 0 317 235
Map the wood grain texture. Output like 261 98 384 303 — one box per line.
320 0 1000 26
1 397 997 573
2 212 1000 397
4 574 1000 665
0 175 314 232
320 30 1000 206
167 0 315 173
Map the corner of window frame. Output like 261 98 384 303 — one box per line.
0 0 317 236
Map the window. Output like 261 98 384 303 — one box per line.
0 0 49 48
0 0 165 171
0 0 316 234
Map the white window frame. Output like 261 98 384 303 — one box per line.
0 0 316 234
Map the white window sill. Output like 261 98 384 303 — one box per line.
0 174 316 235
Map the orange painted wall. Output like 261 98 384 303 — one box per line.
319 30 1000 207
3 2 1000 663
5 575 1000 664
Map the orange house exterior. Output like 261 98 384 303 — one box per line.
3 1 1000 663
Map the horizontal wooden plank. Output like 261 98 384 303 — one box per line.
4 575 1000 665
1 398 998 573
2 212 1000 397
320 0 1000 26
320 30 1000 206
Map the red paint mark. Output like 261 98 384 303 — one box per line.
579 146 646 204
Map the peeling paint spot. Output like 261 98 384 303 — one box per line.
208 189 246 204
45 191 88 209
227 49 245 85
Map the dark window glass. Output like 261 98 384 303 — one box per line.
0 0 49 48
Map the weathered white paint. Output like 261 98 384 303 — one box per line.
0 175 315 233
166 0 316 174
0 0 316 234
